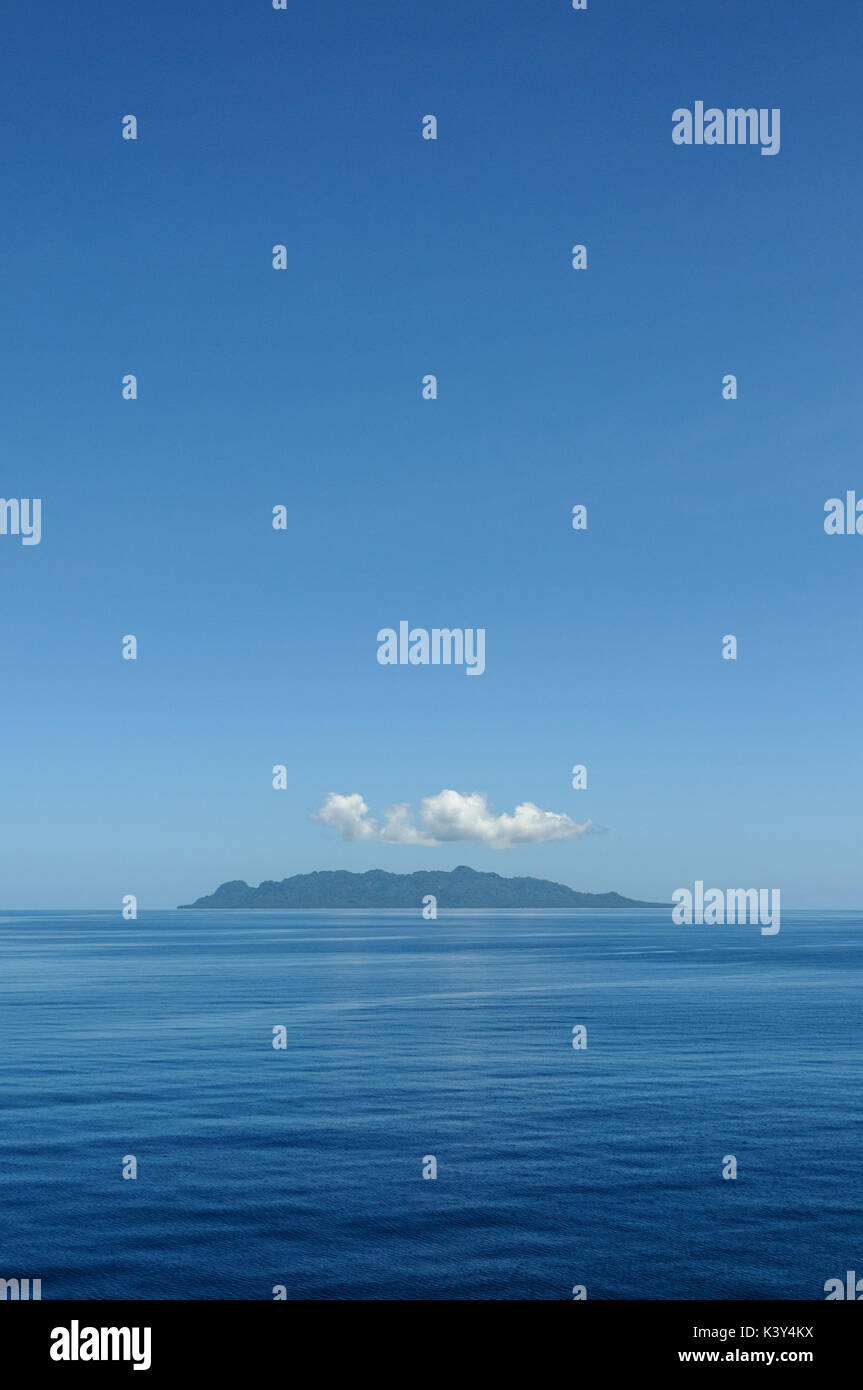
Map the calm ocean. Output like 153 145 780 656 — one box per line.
0 909 859 1300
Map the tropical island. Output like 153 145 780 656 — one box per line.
178 866 666 909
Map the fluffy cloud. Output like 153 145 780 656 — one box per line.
312 789 593 849
311 792 379 841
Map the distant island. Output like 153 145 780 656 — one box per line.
178 866 666 910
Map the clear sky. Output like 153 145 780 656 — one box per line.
1 0 861 908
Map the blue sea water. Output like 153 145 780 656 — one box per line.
0 908 860 1301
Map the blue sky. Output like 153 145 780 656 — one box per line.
1 0 861 908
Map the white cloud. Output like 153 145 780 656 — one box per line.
312 792 379 841
313 789 593 849
379 802 433 845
